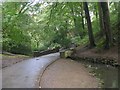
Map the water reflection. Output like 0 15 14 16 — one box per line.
79 60 118 88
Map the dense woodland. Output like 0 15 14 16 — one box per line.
2 2 119 55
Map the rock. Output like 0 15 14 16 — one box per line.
60 50 73 58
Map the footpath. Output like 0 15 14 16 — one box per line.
40 59 99 88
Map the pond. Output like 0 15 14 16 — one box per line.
78 60 119 88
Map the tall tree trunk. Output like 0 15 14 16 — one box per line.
100 2 112 49
98 2 104 36
69 5 78 35
84 2 96 48
80 3 85 30
69 3 82 38
80 12 85 30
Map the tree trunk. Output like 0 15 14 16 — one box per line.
69 5 78 35
98 2 104 36
80 12 85 30
69 3 83 38
84 2 96 48
80 3 85 30
100 2 112 49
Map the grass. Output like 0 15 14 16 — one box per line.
1 53 30 60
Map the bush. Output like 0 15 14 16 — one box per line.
10 43 31 55
3 39 31 55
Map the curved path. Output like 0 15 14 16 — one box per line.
2 53 59 88
40 59 99 88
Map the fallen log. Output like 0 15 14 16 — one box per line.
33 48 59 57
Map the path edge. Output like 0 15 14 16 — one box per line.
36 58 60 88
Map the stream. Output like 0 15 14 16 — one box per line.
78 60 119 88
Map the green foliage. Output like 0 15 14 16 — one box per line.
2 2 32 55
96 37 106 49
2 2 118 55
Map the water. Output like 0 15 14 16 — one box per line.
79 60 119 88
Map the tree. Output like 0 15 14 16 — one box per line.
2 2 32 54
83 2 96 48
69 3 78 33
3 2 118 54
80 5 85 30
98 2 104 36
100 2 112 49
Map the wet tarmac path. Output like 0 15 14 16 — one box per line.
2 53 59 88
